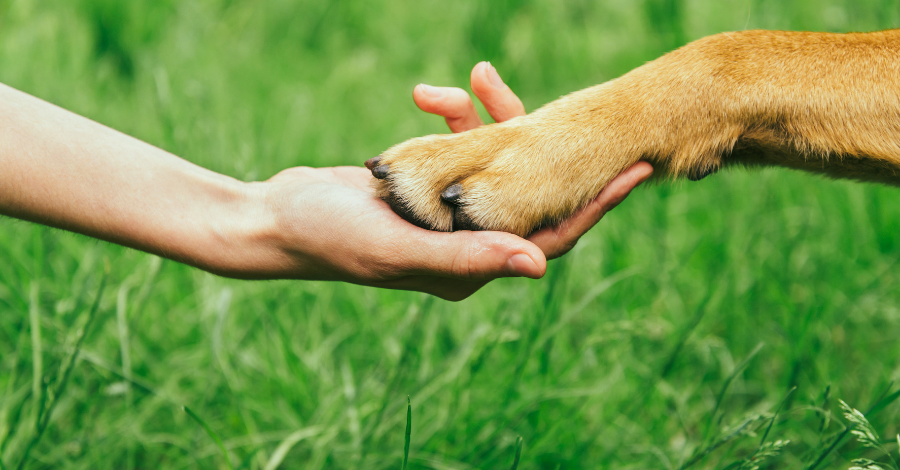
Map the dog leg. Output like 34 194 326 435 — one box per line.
371 30 900 237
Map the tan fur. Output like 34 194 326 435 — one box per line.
375 30 900 237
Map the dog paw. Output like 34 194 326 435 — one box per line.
369 107 639 237
370 49 740 237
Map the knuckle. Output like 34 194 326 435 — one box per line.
444 91 474 115
450 241 477 280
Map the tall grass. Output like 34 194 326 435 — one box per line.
1 0 900 468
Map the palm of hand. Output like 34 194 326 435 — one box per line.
266 165 527 300
264 63 651 300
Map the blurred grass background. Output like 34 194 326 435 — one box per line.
1 0 900 468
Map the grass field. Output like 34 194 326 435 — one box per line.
2 0 900 468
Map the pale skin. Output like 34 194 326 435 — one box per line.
0 62 652 301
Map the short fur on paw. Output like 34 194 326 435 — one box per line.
370 102 644 237
370 36 751 237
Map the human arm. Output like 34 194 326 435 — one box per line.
0 64 651 301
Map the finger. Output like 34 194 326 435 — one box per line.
529 162 654 259
398 229 547 282
470 61 526 123
413 84 484 133
592 161 655 214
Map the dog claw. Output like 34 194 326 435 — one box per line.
364 156 382 170
441 184 463 204
372 164 390 179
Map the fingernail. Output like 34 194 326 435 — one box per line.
486 62 505 88
418 84 443 97
506 253 541 278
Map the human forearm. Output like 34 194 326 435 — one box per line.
0 83 274 274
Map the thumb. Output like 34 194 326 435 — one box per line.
405 230 547 280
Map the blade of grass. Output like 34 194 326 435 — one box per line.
507 257 569 401
0 323 29 466
183 406 234 470
538 258 571 377
702 342 764 444
807 382 900 470
818 385 832 434
364 297 429 447
0 385 32 469
115 281 134 469
129 256 163 324
718 387 797 470
509 437 523 470
263 427 321 470
866 388 900 418
660 295 710 379
27 282 41 424
16 269 107 470
679 414 765 470
401 396 411 470
758 387 796 448
236 448 261 470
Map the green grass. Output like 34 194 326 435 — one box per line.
2 0 900 468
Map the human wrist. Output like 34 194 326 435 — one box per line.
181 177 288 279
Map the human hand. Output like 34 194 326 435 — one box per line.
247 63 651 300
0 68 645 301
405 62 653 259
